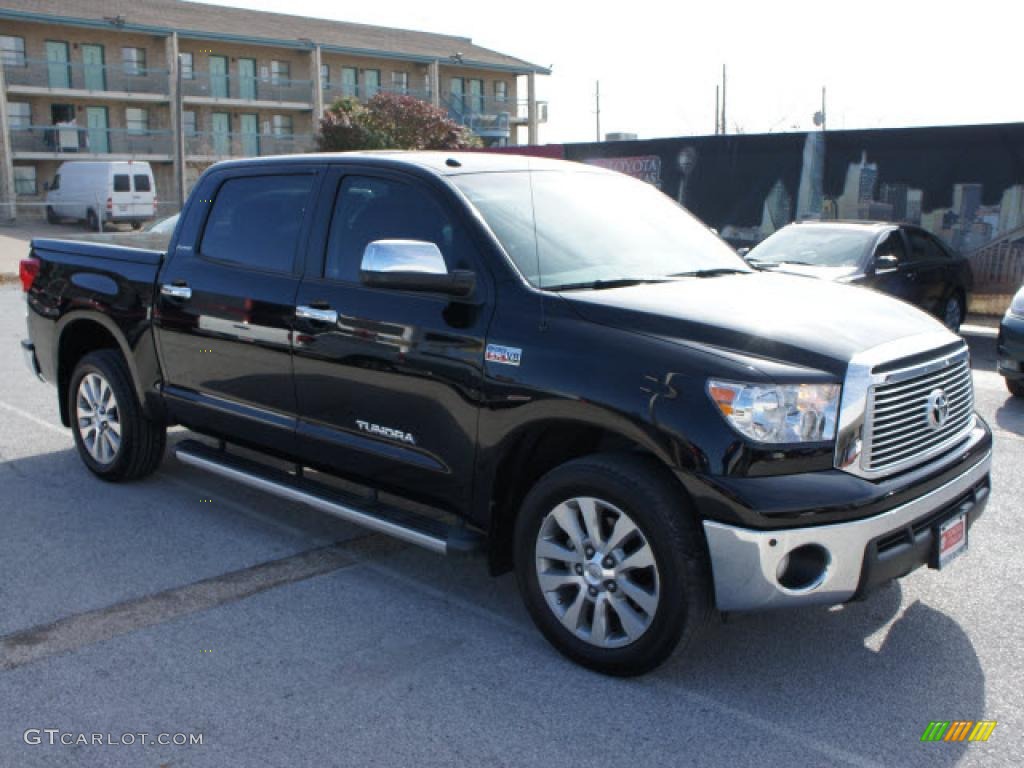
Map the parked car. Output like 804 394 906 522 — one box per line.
19 153 991 676
745 221 973 331
45 160 157 230
68 212 180 252
998 284 1024 397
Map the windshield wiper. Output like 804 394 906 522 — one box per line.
547 277 673 291
670 268 750 278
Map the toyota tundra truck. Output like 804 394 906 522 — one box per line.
19 152 992 676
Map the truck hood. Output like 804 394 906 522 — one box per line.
559 271 948 375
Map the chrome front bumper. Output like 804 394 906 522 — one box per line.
703 450 992 612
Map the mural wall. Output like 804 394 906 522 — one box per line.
554 122 1024 292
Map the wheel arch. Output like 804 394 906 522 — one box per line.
479 414 696 576
55 312 151 427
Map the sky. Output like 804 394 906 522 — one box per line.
209 0 1023 144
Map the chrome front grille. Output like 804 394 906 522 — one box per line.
863 349 974 474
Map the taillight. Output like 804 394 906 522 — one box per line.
19 257 40 293
106 197 112 210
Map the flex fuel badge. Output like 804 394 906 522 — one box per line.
485 344 522 366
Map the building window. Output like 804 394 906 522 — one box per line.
7 102 30 129
126 107 149 134
183 110 196 135
320 63 330 89
364 69 380 98
272 114 293 136
391 71 408 94
494 81 508 103
0 35 25 67
180 52 194 79
271 60 290 84
122 47 147 76
341 67 357 98
14 166 37 196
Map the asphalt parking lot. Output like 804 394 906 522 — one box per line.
0 283 1022 768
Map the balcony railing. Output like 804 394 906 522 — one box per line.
3 58 169 94
185 131 315 159
10 125 173 156
181 72 313 104
321 83 433 105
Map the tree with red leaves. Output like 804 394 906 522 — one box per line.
317 92 479 152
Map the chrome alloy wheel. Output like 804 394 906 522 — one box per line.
534 496 661 648
76 372 121 464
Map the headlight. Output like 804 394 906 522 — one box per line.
707 379 840 443
1011 288 1024 317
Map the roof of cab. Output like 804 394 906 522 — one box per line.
207 151 596 177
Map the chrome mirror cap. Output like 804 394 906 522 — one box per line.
361 240 448 276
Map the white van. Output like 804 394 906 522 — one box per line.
45 161 157 230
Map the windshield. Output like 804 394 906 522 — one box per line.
747 227 873 268
147 213 179 234
453 170 748 289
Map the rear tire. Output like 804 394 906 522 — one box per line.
1008 378 1024 399
86 208 99 231
46 205 59 224
69 350 166 481
514 453 711 676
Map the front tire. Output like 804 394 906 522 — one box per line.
1008 377 1024 398
514 453 711 676
943 293 965 332
69 350 166 481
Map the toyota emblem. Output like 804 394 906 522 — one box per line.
926 389 950 430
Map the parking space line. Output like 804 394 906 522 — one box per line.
0 399 67 436
0 534 404 674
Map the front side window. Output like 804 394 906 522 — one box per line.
125 107 149 134
454 170 747 289
0 35 25 66
122 47 147 76
270 60 290 84
14 166 36 196
324 176 461 282
180 52 194 79
200 174 314 273
7 102 30 129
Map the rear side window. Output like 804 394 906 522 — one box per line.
133 174 151 192
908 231 947 262
113 174 130 192
200 174 313 273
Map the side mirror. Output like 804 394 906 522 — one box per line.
736 247 751 259
874 254 899 273
359 240 476 298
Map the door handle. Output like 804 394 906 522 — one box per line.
160 283 192 300
296 305 338 324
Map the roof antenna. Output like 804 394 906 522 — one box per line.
526 156 546 331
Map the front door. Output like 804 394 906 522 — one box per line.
238 58 257 100
449 77 465 118
239 113 259 156
154 167 320 453
85 106 109 153
211 112 230 157
291 169 491 511
45 41 71 89
82 44 105 91
209 55 229 98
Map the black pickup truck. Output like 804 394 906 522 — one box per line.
20 152 992 675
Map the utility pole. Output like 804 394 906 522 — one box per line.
175 52 186 208
821 86 827 132
715 85 720 134
595 80 601 141
720 64 727 135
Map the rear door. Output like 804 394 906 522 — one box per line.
904 228 949 315
290 167 492 511
131 164 155 218
110 164 133 221
154 164 321 451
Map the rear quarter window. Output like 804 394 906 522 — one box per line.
199 174 314 273
113 174 130 192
